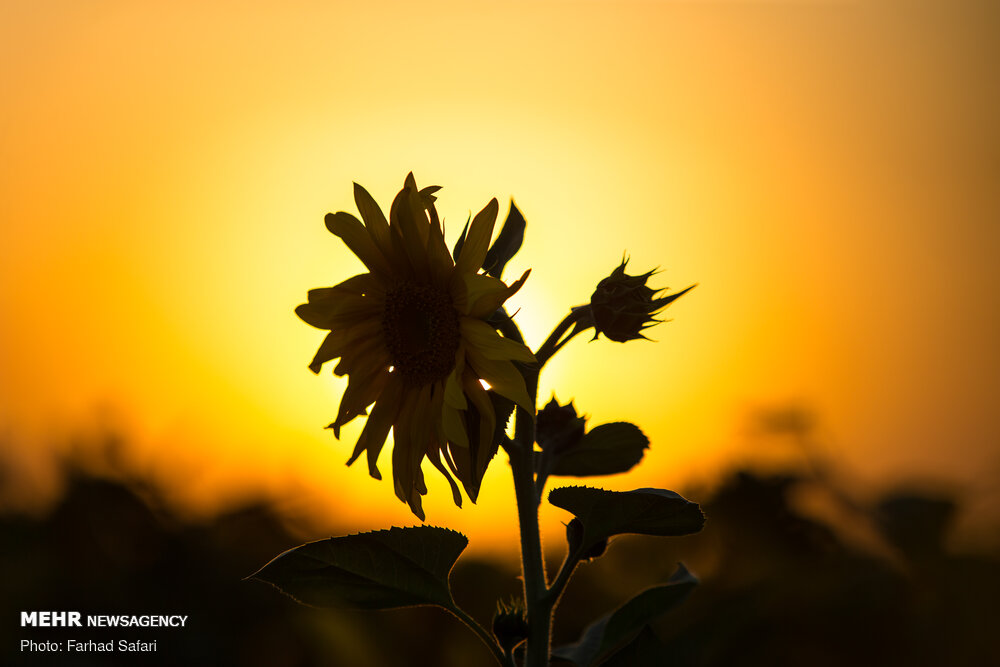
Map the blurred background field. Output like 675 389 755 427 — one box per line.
3 430 998 666
2 0 998 664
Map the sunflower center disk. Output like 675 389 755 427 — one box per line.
383 283 461 386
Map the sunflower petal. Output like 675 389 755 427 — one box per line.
325 212 391 277
308 318 384 373
296 296 380 330
402 173 429 245
393 475 426 521
328 365 390 437
426 211 455 288
444 366 468 410
419 185 442 201
460 317 535 363
453 272 500 316
296 274 382 330
414 464 428 496
408 385 435 487
454 198 499 276
353 182 394 260
346 374 404 480
455 373 499 501
391 387 421 505
441 403 469 450
389 176 432 280
313 273 380 298
429 451 463 508
448 443 474 501
466 347 532 411
468 269 530 319
408 487 426 521
332 334 389 377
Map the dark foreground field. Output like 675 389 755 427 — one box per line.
3 450 998 666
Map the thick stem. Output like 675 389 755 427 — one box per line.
501 306 593 665
533 453 553 507
511 370 552 667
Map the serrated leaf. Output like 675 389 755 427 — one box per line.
552 564 697 666
548 487 704 553
251 526 468 610
483 201 526 278
550 422 649 477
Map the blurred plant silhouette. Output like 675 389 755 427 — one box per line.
4 432 998 666
254 174 701 666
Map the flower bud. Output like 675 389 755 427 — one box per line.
589 258 694 343
492 598 528 652
536 397 586 455
566 518 608 560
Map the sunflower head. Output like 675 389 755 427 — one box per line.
296 174 535 519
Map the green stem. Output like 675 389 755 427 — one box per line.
499 306 594 666
535 306 591 368
511 373 552 667
448 604 506 666
545 547 584 608
533 453 553 507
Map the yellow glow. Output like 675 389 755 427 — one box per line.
2 1 997 553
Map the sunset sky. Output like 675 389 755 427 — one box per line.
2 0 997 554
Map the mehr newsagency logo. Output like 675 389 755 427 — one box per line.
21 611 188 628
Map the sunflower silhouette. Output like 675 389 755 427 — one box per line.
297 174 534 518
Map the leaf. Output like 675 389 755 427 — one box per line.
549 422 649 477
483 201 526 278
250 526 468 610
598 626 668 667
548 487 704 553
552 564 697 666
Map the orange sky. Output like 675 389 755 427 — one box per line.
1 0 998 553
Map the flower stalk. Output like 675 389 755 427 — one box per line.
511 389 551 667
448 604 508 665
505 307 593 666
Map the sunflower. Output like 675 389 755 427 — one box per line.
296 174 535 519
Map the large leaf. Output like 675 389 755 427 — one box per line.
482 201 526 278
549 487 704 553
250 526 468 610
599 626 668 667
552 564 697 666
550 422 648 477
